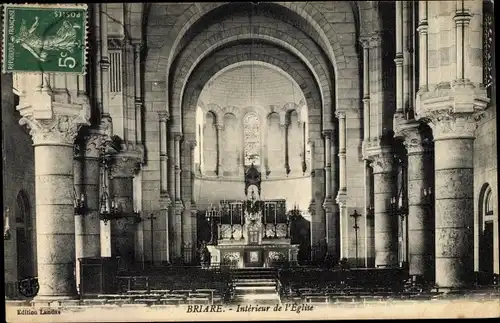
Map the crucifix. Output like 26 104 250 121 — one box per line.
145 213 157 266
350 209 362 268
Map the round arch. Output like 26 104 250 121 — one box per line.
149 2 351 79
179 43 325 213
182 44 323 148
168 20 334 130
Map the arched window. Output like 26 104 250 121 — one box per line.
16 190 30 226
243 112 260 166
15 190 34 279
485 187 493 216
203 112 218 174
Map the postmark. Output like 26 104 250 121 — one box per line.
2 3 88 74
18 277 39 298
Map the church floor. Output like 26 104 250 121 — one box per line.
5 266 500 306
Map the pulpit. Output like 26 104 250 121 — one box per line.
206 164 299 268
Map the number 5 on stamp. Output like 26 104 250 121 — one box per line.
2 4 88 74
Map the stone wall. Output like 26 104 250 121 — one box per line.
474 97 498 274
2 74 36 290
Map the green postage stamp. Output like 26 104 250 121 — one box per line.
2 3 88 74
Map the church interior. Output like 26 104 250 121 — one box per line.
2 1 498 306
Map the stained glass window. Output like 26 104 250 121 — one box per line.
243 113 261 166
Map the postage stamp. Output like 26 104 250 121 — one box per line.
2 3 88 74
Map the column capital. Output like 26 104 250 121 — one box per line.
322 129 332 139
397 123 430 155
158 111 170 122
173 132 183 141
369 151 394 174
426 110 483 140
359 36 371 49
108 150 143 178
453 9 472 25
80 130 112 159
215 123 224 131
415 82 489 140
19 108 90 146
14 73 91 146
335 192 348 206
369 33 382 48
159 196 172 210
174 200 185 212
322 196 334 213
334 110 346 119
186 140 197 150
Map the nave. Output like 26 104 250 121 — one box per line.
6 263 500 309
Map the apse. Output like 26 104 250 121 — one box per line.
193 62 312 212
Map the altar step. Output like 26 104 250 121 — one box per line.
231 268 278 280
231 272 280 304
233 279 278 285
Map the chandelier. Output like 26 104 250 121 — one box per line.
73 188 87 215
3 210 10 241
98 153 141 224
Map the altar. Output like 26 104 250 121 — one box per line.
205 164 299 268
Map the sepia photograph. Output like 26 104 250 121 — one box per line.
2 1 498 322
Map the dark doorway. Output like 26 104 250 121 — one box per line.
15 190 34 280
16 227 33 278
480 221 494 276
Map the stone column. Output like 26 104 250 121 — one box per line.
189 141 198 251
173 132 184 261
99 3 112 123
330 134 340 261
335 110 348 259
215 124 223 177
397 123 433 280
19 102 89 300
74 130 109 289
322 130 335 257
395 1 404 114
133 42 143 145
108 151 141 269
416 0 428 91
159 111 170 197
182 140 197 263
167 132 179 260
370 151 398 267
431 113 478 288
360 37 371 142
282 123 290 175
79 131 109 255
414 0 489 288
336 111 347 193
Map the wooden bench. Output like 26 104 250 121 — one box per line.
134 298 160 305
160 298 182 305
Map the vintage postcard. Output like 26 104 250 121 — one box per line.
2 1 498 322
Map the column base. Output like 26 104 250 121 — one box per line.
32 295 79 304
